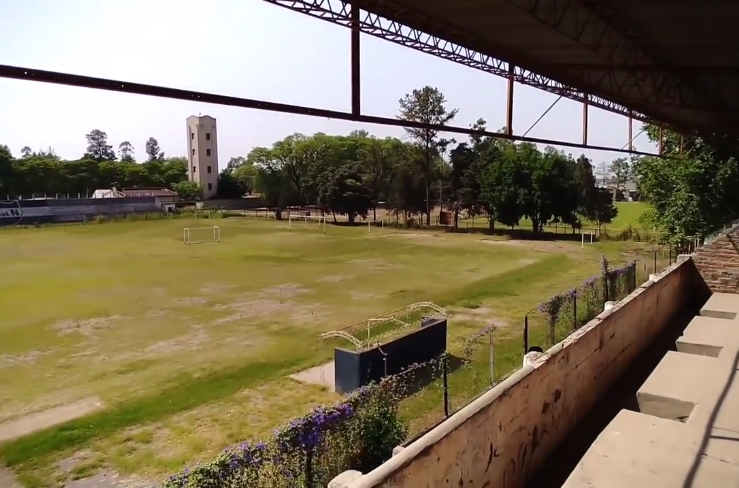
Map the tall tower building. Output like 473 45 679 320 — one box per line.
186 115 219 199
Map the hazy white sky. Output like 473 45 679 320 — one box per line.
0 0 654 169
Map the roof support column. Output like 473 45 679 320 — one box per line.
658 126 664 155
628 112 633 152
582 95 589 146
350 1 361 117
505 63 514 136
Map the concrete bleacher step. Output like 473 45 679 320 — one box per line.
700 292 739 320
562 410 739 488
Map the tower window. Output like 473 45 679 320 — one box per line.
191 132 194 140
206 149 211 156
206 133 211 140
192 166 196 173
208 183 213 190
192 149 195 156
207 166 212 174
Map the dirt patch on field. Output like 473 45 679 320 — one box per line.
144 327 210 355
0 396 104 443
199 283 236 294
478 238 582 256
0 466 21 488
174 296 209 306
262 283 307 298
315 275 351 283
66 471 151 488
449 306 509 328
0 349 46 367
346 258 397 270
52 316 127 337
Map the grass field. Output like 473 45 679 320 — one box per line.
0 216 657 487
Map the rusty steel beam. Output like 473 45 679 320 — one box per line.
0 64 659 157
582 96 589 146
261 0 654 124
505 64 514 136
350 1 361 116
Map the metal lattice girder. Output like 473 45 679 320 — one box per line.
262 0 654 123
504 0 729 127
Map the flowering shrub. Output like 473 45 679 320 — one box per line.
530 257 637 347
163 381 406 488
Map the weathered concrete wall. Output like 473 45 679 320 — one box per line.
0 198 160 225
331 258 706 488
693 221 739 293
196 197 266 210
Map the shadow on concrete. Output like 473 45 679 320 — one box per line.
525 309 699 488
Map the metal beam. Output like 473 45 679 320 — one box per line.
262 0 654 124
0 64 658 157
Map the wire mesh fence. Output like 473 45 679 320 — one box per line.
523 258 638 351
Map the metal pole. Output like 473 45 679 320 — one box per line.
628 113 633 152
489 331 495 386
350 1 361 117
523 314 529 355
442 354 450 417
582 95 589 146
505 63 514 136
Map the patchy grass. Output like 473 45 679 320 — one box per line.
0 217 645 486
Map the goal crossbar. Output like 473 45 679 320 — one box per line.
184 226 221 245
288 214 326 233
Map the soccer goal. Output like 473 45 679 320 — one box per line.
367 220 384 233
288 214 326 234
194 210 211 219
184 226 221 245
581 231 594 249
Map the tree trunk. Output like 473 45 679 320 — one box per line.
425 181 431 227
454 208 459 230
488 218 495 231
373 206 377 221
531 218 539 234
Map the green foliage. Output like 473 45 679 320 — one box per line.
163 380 407 488
531 258 637 346
172 180 202 201
633 125 739 242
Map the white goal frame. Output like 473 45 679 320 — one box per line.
367 220 384 233
288 214 326 234
194 210 211 219
184 226 221 245
581 231 594 249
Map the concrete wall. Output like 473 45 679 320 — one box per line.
693 221 739 293
330 258 706 488
0 198 160 225
196 197 267 210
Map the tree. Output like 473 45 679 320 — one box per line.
397 86 459 226
20 146 32 158
609 157 630 191
171 181 202 201
118 141 135 162
145 137 164 161
217 169 247 198
633 129 739 241
84 129 116 162
316 161 373 223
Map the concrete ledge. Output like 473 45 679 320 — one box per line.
330 259 704 488
700 292 739 320
563 410 739 488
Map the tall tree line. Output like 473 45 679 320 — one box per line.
0 86 627 234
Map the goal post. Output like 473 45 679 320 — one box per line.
183 226 221 245
368 220 384 233
288 213 326 234
581 231 594 249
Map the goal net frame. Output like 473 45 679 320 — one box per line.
581 231 594 249
288 214 327 234
183 226 221 245
367 220 384 233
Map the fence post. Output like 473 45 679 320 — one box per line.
442 354 450 418
653 251 657 274
523 314 529 356
572 288 578 331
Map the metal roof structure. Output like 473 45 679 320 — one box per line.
269 0 739 137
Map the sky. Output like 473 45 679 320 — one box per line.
0 0 655 175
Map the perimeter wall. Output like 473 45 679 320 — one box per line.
0 198 161 225
330 258 708 488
